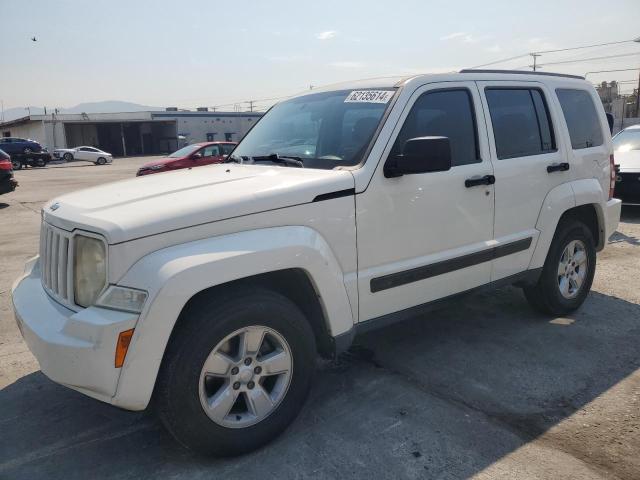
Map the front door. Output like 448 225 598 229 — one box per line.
356 82 495 322
476 81 571 281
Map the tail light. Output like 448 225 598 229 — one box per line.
0 160 12 171
608 154 616 200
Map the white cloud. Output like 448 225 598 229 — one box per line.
266 54 310 63
486 44 502 53
328 61 365 69
316 30 337 40
441 32 490 44
440 32 467 41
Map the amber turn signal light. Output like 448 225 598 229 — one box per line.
115 329 135 368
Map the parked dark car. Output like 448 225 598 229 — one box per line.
0 137 44 155
9 152 52 170
0 149 18 195
136 142 236 176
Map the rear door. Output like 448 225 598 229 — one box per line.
73 147 90 161
477 81 570 281
0 138 15 154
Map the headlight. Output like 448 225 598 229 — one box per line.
149 164 164 170
96 286 148 313
74 235 107 307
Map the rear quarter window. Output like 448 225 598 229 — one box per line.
556 89 603 149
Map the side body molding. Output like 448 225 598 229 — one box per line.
113 226 354 410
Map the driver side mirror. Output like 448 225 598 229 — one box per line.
191 152 203 159
384 136 452 178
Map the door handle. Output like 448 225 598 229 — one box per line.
547 162 570 173
465 174 495 188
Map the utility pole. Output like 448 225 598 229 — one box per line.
635 68 640 118
530 53 541 72
246 100 255 112
634 37 640 117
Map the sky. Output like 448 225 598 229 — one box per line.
1 0 639 112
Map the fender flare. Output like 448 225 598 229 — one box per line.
112 226 355 410
529 179 606 269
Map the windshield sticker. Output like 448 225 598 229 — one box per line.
344 90 394 104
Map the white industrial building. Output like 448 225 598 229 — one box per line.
0 109 262 156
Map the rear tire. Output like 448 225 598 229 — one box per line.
155 288 316 456
524 219 596 315
63 153 73 161
11 159 22 170
34 158 46 168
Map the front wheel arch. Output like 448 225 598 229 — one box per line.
177 269 335 358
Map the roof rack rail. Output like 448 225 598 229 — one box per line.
459 69 584 80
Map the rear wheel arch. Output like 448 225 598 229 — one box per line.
557 203 602 249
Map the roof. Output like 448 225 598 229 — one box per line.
0 110 262 127
290 69 588 99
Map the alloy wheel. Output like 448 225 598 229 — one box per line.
557 239 588 299
198 326 293 429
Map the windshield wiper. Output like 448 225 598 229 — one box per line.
252 154 304 168
225 153 304 168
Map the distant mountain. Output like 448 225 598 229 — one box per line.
2 100 163 122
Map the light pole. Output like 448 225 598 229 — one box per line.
634 36 640 117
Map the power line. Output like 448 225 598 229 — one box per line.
584 67 640 77
534 39 638 55
468 38 639 70
537 51 640 67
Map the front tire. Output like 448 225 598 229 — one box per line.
96 157 107 165
34 158 46 167
11 159 22 170
524 219 596 315
155 288 316 456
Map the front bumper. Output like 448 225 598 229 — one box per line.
12 258 139 405
615 172 640 205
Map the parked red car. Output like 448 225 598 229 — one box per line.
136 142 236 176
0 149 18 195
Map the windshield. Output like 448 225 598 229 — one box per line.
169 144 201 158
232 89 396 169
613 129 640 152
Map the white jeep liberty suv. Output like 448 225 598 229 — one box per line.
13 70 621 456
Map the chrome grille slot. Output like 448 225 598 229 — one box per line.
40 222 74 307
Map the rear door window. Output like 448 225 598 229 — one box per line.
556 89 603 149
221 144 235 155
485 88 556 159
202 145 221 157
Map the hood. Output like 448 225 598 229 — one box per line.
139 156 184 168
615 150 640 172
43 164 355 244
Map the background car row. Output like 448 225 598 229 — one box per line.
613 124 640 206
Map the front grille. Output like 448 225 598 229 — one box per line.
40 222 74 306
